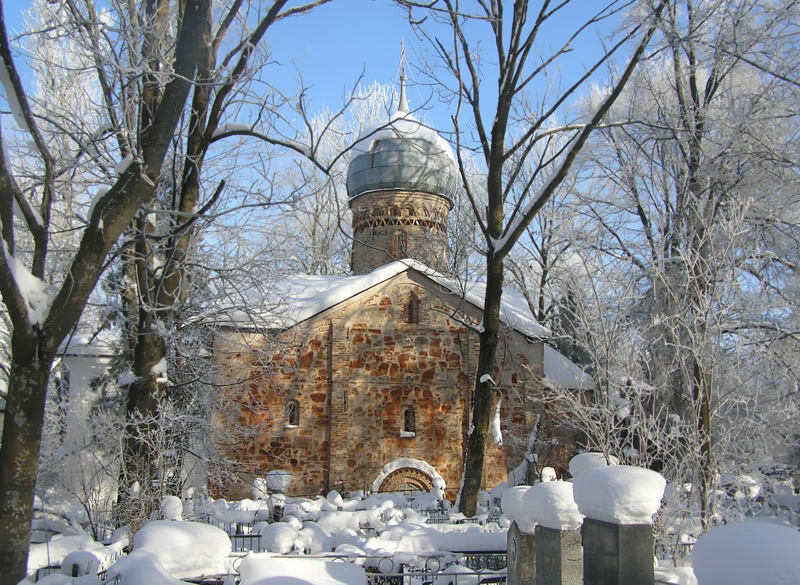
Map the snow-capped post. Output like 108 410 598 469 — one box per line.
525 481 584 585
573 466 666 585
268 493 285 523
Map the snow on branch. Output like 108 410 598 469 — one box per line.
209 126 312 159
0 60 29 135
1 239 52 326
210 123 252 139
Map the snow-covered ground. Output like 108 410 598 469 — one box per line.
21 457 800 585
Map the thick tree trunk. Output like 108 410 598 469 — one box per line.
459 253 504 516
0 338 52 585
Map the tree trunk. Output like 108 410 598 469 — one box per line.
0 338 52 585
694 353 713 528
118 320 167 528
459 252 504 516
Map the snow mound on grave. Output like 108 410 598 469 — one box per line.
500 485 536 533
105 550 185 585
60 543 123 577
299 521 330 553
239 552 367 585
133 520 231 577
252 522 299 553
28 534 103 573
437 563 481 585
523 481 583 531
393 524 507 554
541 467 557 482
692 522 800 585
326 490 344 508
569 452 619 479
573 466 665 525
160 495 182 520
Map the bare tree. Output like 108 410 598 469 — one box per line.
0 0 342 578
400 0 665 515
105 0 341 527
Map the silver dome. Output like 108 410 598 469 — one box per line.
346 110 459 202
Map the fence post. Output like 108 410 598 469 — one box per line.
507 520 536 585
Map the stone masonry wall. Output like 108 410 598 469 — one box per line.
212 271 564 500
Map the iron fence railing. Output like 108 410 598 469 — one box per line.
230 533 263 552
364 567 506 585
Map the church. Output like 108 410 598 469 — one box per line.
211 77 592 499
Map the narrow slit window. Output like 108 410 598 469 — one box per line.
286 399 300 427
393 229 408 257
403 405 416 434
408 292 420 324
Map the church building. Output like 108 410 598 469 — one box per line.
211 77 592 499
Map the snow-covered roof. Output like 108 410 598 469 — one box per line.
544 345 595 391
222 259 594 390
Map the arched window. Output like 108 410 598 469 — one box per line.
286 399 300 427
393 229 408 257
408 292 420 324
403 406 416 434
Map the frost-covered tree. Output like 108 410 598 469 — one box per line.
504 0 800 547
399 0 665 515
104 0 349 527
267 81 398 276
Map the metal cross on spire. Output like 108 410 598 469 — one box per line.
398 41 409 113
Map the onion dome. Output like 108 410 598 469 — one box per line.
346 75 459 202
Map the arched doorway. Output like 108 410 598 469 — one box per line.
371 458 445 494
378 467 434 493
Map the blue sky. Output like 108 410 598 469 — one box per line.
4 0 628 140
261 1 627 128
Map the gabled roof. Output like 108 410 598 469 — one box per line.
220 259 594 390
222 259 547 334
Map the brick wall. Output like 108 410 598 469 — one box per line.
349 190 452 275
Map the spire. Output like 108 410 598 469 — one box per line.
398 41 409 113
